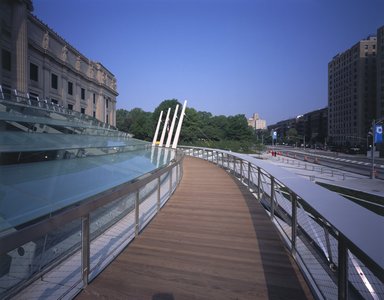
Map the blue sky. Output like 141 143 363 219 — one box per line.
33 0 384 125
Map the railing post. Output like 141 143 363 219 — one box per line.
338 236 349 300
157 177 161 212
270 176 275 220
216 151 219 165
240 159 243 182
247 162 251 188
291 194 297 255
169 169 173 194
81 214 90 287
176 164 179 185
233 156 236 175
135 191 140 236
257 167 261 200
324 224 334 266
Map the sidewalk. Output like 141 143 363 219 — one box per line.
257 152 384 199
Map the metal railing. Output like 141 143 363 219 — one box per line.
181 146 384 300
0 148 184 299
0 85 129 138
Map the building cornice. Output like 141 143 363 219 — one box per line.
29 39 119 97
27 13 117 79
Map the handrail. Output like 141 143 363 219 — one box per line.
0 151 182 254
180 146 384 300
0 147 184 299
0 85 128 136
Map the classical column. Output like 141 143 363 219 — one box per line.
12 1 29 94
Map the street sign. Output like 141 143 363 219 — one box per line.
375 125 382 144
272 131 277 140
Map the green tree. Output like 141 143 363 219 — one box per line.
116 108 153 140
128 108 153 140
116 109 130 132
286 128 298 145
226 114 253 141
152 99 181 127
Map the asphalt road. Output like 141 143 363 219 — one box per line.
268 146 384 180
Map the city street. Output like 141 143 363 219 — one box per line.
267 146 384 180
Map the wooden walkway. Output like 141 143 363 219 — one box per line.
77 156 313 300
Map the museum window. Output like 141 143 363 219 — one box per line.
81 88 85 100
51 73 58 89
68 104 73 110
1 49 11 71
68 82 73 95
81 107 85 114
30 63 38 81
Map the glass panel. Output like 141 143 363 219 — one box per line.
89 193 136 279
138 179 158 230
0 218 81 299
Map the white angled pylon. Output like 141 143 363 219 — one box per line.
152 110 163 146
172 100 187 149
165 104 179 148
159 108 171 147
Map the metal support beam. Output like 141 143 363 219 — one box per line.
172 100 187 149
152 110 163 146
165 105 179 148
159 108 171 147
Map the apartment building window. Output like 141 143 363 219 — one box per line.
30 63 38 81
81 88 85 100
51 73 58 89
68 82 73 95
68 104 73 110
2 49 11 71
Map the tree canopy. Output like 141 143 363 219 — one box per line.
116 99 260 152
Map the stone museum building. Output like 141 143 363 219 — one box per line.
0 0 117 126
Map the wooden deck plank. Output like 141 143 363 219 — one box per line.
77 156 313 300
